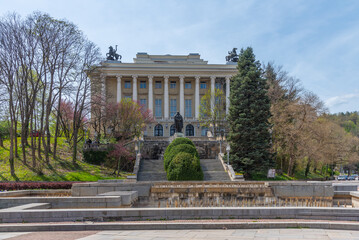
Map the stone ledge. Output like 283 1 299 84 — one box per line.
1 207 359 223
1 221 359 232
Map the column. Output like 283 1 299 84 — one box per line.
132 75 137 101
164 75 169 119
100 74 106 101
116 75 122 103
179 75 185 116
210 76 216 110
195 76 200 119
148 75 153 113
226 76 231 115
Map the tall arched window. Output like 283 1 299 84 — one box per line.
185 124 194 136
154 124 163 136
170 124 176 136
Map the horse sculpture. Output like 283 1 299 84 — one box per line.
225 48 239 62
106 45 122 61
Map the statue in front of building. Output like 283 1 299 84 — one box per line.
174 112 183 133
106 45 122 61
225 48 239 62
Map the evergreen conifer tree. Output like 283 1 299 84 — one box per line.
228 47 273 177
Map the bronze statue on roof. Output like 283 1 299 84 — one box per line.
226 48 239 62
106 45 122 61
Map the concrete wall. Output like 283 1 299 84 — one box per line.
2 207 359 223
0 196 122 209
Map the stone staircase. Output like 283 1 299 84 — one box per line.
137 159 167 181
200 158 231 181
137 157 230 182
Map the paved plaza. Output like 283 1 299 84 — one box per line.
2 229 359 240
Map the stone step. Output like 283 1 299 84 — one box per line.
137 172 167 181
203 171 230 181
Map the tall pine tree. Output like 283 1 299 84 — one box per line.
228 47 273 177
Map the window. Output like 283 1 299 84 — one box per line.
155 81 162 89
124 96 132 100
200 82 207 89
124 81 131 89
140 81 146 89
185 99 192 117
170 99 177 117
201 127 208 136
170 81 176 89
155 99 162 118
170 124 176 136
140 99 147 108
186 124 194 136
185 82 192 89
154 124 163 136
215 82 221 89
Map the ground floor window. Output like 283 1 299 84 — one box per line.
154 124 163 136
186 124 194 136
170 124 176 136
201 126 208 136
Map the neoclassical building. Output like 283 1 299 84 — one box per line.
91 52 237 138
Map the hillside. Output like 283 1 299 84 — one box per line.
0 137 129 181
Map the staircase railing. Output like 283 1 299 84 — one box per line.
218 153 244 181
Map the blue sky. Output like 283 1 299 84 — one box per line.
1 0 358 113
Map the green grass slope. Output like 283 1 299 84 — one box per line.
0 137 130 181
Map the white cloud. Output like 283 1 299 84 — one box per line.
325 93 359 108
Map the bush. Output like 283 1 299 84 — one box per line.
163 137 195 162
83 150 108 165
167 152 203 181
164 144 199 171
0 182 74 191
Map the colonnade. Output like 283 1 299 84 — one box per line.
101 75 231 119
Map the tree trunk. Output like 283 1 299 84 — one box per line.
305 158 311 178
72 128 78 164
0 137 3 148
53 92 62 159
14 120 18 158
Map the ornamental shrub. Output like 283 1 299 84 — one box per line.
163 137 195 162
83 150 108 165
167 152 203 181
164 144 199 171
0 182 74 191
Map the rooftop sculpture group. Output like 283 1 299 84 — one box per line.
226 48 239 62
106 45 122 61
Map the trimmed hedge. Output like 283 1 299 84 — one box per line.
163 137 195 166
163 137 203 181
164 144 199 171
0 182 74 191
83 150 108 165
167 152 203 181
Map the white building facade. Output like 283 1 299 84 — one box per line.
92 53 237 138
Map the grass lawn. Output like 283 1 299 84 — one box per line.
0 137 130 181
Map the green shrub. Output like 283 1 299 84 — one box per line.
83 150 108 165
164 144 199 171
164 137 195 162
167 152 203 181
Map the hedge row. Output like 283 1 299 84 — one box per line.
164 137 203 181
0 182 75 191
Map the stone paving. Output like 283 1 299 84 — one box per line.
2 229 359 240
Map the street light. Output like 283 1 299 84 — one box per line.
226 144 230 165
219 129 224 155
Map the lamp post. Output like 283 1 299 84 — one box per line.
226 144 230 165
219 129 224 155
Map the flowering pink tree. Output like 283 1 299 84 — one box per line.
106 141 134 176
57 100 87 149
103 99 153 141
